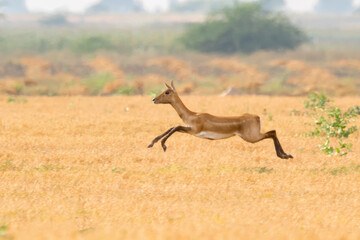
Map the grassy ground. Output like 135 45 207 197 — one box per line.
0 95 359 239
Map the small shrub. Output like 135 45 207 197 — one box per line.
304 92 359 156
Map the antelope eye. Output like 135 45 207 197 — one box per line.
165 91 170 95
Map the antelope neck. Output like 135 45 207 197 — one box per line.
170 95 193 120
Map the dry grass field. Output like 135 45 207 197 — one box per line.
1 55 360 96
0 95 360 240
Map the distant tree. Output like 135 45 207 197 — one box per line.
260 0 285 11
1 0 27 13
181 2 308 54
315 0 354 14
87 0 142 13
170 0 233 13
39 14 69 26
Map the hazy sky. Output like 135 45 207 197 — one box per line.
25 0 360 13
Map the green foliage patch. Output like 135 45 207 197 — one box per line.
181 2 307 53
304 92 359 156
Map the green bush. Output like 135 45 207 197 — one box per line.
304 92 359 156
180 2 308 53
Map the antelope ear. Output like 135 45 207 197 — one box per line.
171 80 176 92
165 83 171 89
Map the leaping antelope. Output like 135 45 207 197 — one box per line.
148 81 293 159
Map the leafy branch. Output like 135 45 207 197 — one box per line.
304 92 359 156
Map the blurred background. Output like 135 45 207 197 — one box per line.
0 0 359 96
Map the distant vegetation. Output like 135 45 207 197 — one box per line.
0 27 183 55
39 14 69 26
0 4 360 97
169 0 233 13
86 0 142 13
180 2 308 54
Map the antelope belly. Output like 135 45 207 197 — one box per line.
195 131 234 140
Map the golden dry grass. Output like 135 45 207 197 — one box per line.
0 96 360 240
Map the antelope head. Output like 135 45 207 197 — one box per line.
152 81 177 104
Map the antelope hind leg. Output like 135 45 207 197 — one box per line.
265 130 293 159
238 128 293 159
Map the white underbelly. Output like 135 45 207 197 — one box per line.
195 131 235 140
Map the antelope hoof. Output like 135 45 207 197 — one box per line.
278 153 293 159
283 153 293 159
162 145 167 152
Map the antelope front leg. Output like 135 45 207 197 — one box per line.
161 126 191 152
148 127 174 148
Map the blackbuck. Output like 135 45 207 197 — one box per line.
148 81 293 159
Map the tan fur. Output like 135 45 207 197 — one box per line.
149 82 293 159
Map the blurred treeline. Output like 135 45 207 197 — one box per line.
0 27 183 55
0 2 360 97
